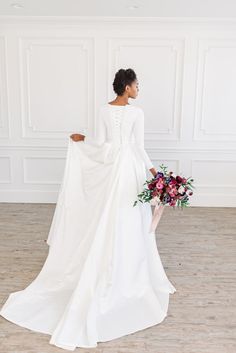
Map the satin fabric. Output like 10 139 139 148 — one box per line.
0 105 176 351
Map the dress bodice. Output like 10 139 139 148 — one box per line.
104 104 137 145
84 104 154 170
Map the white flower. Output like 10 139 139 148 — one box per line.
178 185 185 194
150 196 159 206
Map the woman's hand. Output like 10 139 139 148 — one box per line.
70 133 85 142
149 167 157 178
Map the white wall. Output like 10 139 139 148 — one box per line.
0 17 236 206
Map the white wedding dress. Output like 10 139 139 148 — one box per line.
0 103 176 351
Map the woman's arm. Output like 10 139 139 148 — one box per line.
133 108 157 177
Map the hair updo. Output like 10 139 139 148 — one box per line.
112 68 137 96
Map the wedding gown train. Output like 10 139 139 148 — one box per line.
0 103 176 350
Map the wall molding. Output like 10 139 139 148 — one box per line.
0 156 12 183
1 144 236 153
18 36 95 139
2 16 236 26
23 156 65 184
193 38 236 142
0 36 10 138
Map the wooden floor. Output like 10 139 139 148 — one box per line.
0 203 235 353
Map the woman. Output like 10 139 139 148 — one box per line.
0 68 176 350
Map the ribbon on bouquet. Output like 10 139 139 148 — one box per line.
149 202 165 234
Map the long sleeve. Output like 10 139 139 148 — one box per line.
84 107 107 146
133 108 154 170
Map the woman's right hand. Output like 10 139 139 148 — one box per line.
149 167 157 178
70 133 85 142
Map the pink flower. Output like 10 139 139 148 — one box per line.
169 200 177 206
169 188 178 197
156 181 164 190
155 177 165 190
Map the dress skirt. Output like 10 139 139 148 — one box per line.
0 137 176 350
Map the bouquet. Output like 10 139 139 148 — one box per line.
133 164 195 233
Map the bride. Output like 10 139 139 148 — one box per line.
0 68 176 351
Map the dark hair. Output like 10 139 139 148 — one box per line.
112 68 137 96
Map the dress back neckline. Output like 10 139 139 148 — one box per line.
107 103 130 107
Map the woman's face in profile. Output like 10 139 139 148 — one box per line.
126 79 139 98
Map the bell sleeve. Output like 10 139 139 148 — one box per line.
133 108 154 170
84 107 107 146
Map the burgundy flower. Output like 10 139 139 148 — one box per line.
148 182 156 190
169 179 177 185
160 193 164 201
176 176 183 184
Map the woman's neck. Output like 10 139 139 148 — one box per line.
108 98 129 106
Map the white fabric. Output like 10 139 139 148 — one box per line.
0 103 176 351
84 104 154 170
